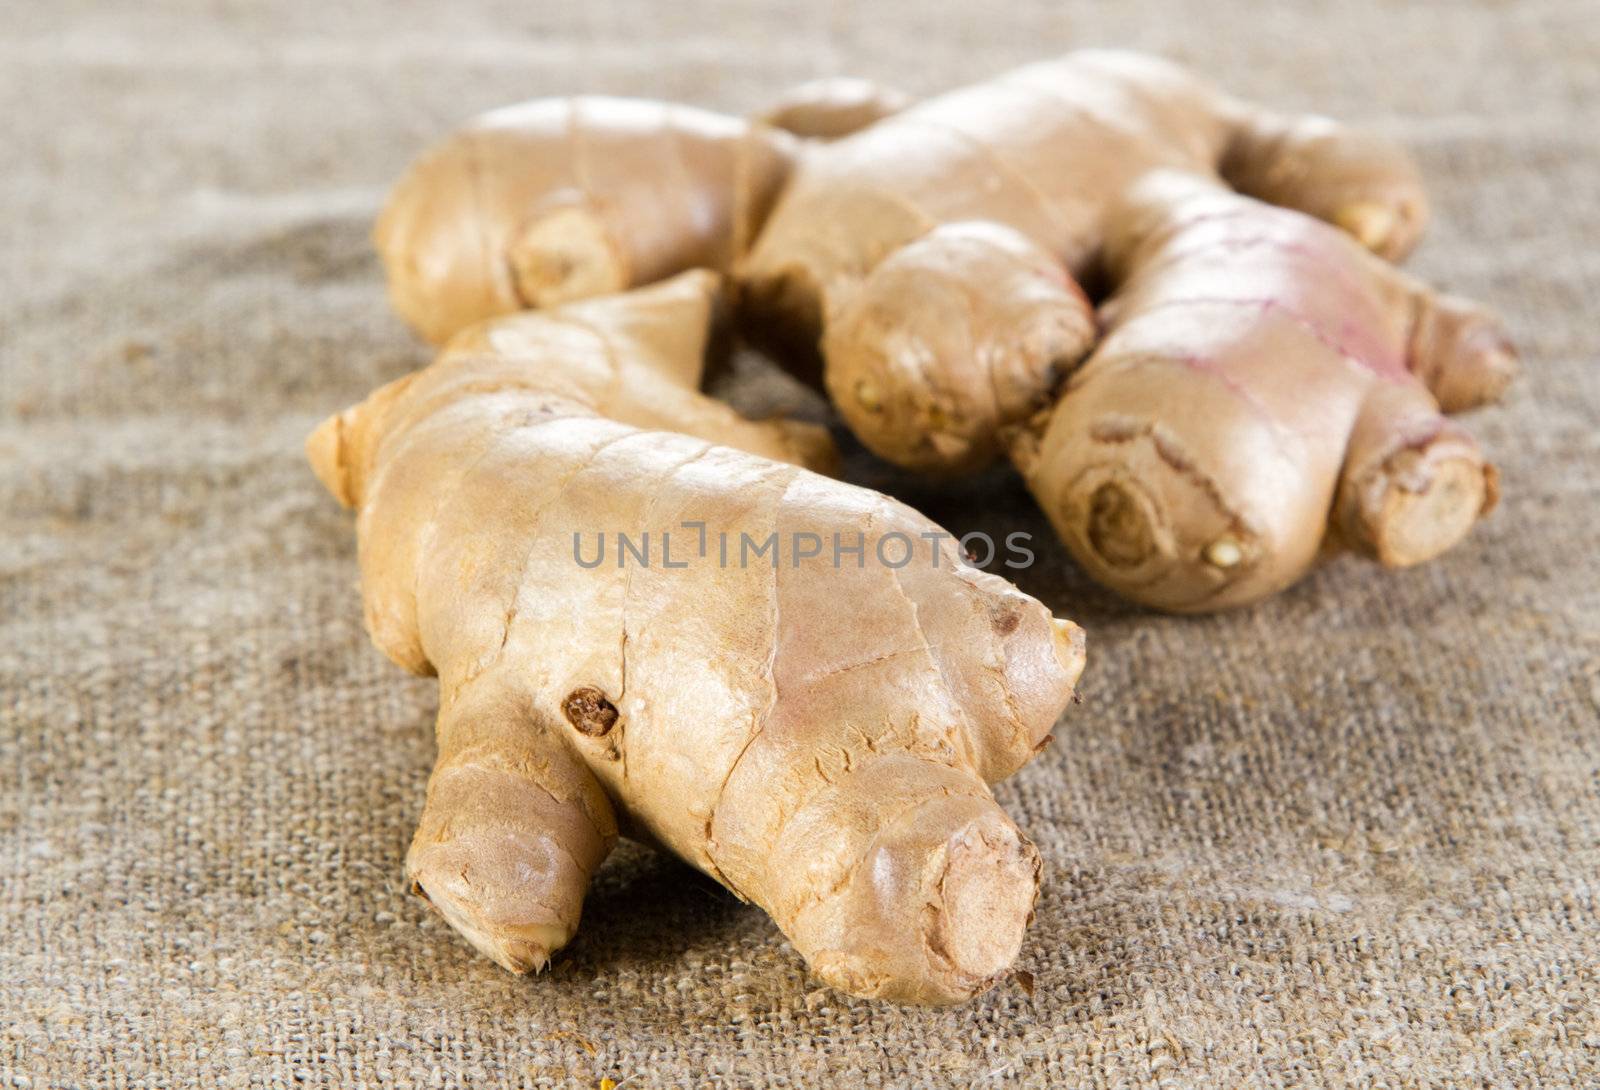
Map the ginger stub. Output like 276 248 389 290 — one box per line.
308 272 1087 1004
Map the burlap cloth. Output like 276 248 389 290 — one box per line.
4 1 1597 1085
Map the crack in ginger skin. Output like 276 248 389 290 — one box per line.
307 272 1088 1004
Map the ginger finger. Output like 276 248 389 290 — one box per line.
407 684 617 973
450 276 839 474
820 221 1095 473
1218 106 1431 262
756 754 1041 1003
1333 383 1496 568
1395 279 1520 413
309 272 1086 1003
376 98 795 343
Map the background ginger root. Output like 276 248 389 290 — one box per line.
738 50 1515 608
373 50 1516 610
308 272 1087 1003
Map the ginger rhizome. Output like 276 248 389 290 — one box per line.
741 50 1516 609
375 50 1515 611
307 272 1088 1004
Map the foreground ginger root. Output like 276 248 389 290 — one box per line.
739 50 1516 609
308 272 1087 1003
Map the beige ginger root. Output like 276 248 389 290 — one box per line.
307 272 1087 1004
737 50 1516 609
374 52 1515 611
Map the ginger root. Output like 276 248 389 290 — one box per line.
741 50 1515 609
308 272 1087 1004
373 51 1516 610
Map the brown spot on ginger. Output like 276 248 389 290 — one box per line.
562 687 619 737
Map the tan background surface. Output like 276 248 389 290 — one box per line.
4 1 1598 1086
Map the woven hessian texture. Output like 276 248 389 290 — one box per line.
4 1 1598 1086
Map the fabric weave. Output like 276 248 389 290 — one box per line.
3 1 1597 1085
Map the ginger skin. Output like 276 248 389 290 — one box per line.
308 272 1087 1004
